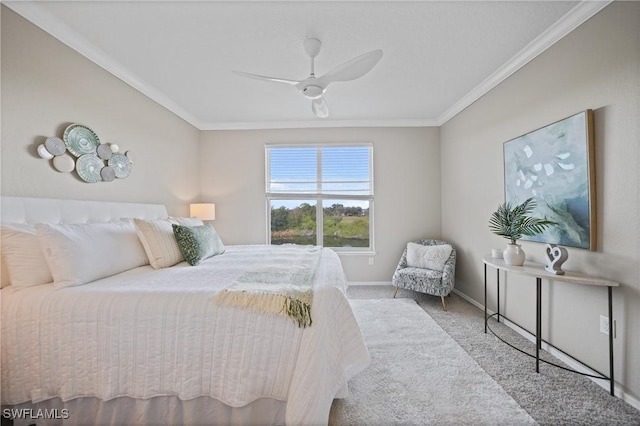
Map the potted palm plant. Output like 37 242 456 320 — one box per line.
488 197 556 265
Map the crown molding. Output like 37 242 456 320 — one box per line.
5 0 611 131
200 117 439 130
437 0 612 126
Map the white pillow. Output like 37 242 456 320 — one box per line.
36 221 149 288
406 243 452 272
134 218 185 269
0 256 8 288
1 224 53 287
169 217 204 226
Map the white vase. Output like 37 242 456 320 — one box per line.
503 244 525 266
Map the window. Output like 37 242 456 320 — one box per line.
266 144 373 251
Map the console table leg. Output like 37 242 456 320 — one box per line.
609 286 614 396
497 269 500 323
484 264 487 334
536 277 542 373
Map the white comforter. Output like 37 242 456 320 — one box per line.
1 245 370 425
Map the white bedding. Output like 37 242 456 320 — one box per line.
1 245 370 425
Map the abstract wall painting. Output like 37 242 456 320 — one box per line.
503 110 596 250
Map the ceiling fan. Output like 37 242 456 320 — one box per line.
233 38 383 118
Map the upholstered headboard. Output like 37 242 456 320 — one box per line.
1 196 168 287
1 196 168 224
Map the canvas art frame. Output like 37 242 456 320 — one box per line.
503 110 596 250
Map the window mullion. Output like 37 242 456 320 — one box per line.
316 147 323 246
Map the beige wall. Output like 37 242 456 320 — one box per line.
441 2 639 402
1 7 200 216
199 127 441 282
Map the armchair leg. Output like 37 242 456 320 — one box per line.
393 286 399 298
440 296 447 311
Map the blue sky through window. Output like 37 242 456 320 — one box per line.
272 199 370 209
269 146 370 195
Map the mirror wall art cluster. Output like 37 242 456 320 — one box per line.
37 124 134 183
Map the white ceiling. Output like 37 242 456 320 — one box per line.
6 1 610 130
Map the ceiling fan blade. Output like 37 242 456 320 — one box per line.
316 49 383 88
232 70 299 86
312 97 329 118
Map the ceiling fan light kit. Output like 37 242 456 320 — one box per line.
233 38 383 118
302 85 323 100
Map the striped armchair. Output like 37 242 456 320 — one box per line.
392 239 457 310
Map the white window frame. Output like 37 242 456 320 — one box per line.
265 143 375 253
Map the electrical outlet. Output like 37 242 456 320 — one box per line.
368 257 374 266
600 315 609 335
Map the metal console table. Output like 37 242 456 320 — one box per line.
482 255 618 395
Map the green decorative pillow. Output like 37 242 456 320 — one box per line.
172 223 225 266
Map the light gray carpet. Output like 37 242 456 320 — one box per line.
341 285 640 426
329 298 535 426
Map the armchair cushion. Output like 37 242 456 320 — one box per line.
406 242 452 272
394 267 445 295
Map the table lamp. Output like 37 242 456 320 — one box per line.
190 203 216 221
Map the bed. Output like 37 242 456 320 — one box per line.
0 196 370 425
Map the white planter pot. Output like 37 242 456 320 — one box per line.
503 244 525 266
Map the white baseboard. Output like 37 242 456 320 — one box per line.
453 289 640 411
347 281 392 286
452 288 484 309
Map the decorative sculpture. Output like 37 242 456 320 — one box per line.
545 244 568 275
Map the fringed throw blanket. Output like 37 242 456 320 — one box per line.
215 245 322 327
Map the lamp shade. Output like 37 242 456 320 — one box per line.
190 203 216 221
